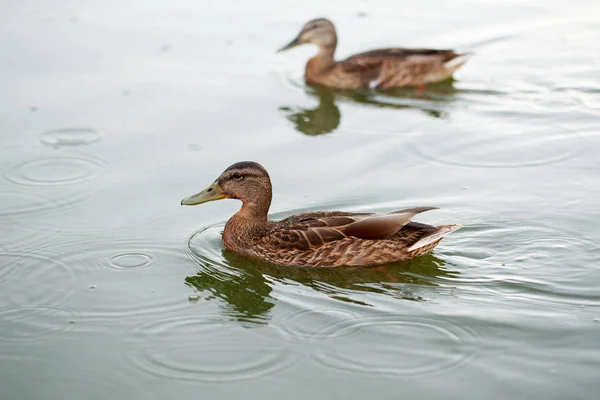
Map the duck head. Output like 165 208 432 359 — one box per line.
278 18 337 52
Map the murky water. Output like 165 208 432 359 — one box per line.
1 0 599 399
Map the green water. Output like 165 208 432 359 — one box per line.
1 0 599 399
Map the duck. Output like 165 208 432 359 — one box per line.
181 161 461 267
278 18 471 90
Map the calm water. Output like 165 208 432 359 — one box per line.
1 0 599 398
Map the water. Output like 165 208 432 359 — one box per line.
1 0 599 398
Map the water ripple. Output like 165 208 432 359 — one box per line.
187 225 228 267
1 155 106 186
79 297 190 325
0 153 104 232
0 252 77 305
13 187 172 236
439 221 600 309
58 238 186 273
310 314 479 377
279 307 363 339
0 188 95 250
50 238 194 323
39 128 102 147
0 188 58 217
186 225 277 324
105 252 155 271
0 304 79 342
122 313 297 382
408 115 584 168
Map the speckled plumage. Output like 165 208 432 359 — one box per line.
279 18 471 90
182 161 461 268
224 210 459 267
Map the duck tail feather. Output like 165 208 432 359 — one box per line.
444 53 472 70
407 224 462 252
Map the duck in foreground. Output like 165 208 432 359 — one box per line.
278 18 471 90
181 162 461 267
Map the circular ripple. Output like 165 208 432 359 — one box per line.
445 222 600 308
2 156 105 186
106 253 154 271
79 296 190 324
280 307 362 339
52 239 196 323
408 116 583 168
14 185 170 235
0 304 79 342
102 251 157 272
63 239 180 273
0 253 77 306
311 315 479 376
39 128 101 147
123 314 296 382
0 189 53 217
187 224 227 267
0 187 97 250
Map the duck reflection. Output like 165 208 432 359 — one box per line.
279 83 458 136
279 86 340 135
185 250 458 325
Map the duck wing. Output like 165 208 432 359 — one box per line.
277 210 372 226
340 48 468 88
267 207 438 251
345 48 458 62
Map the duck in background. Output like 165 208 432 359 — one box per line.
278 18 471 90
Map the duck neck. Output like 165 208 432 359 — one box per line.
235 197 271 221
308 44 336 72
223 197 272 254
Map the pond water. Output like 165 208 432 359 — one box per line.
1 0 599 399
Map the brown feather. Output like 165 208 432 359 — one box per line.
187 162 461 267
250 211 458 266
282 19 470 89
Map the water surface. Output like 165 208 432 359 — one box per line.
1 0 599 399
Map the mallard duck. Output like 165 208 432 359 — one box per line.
278 18 471 90
181 161 461 267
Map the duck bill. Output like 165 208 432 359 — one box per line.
181 181 227 206
277 35 301 52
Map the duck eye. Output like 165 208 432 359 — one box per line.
233 172 243 180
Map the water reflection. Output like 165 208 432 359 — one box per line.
185 248 458 324
184 255 276 325
279 83 457 135
279 86 340 135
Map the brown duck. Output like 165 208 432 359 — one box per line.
181 161 461 267
278 18 471 90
